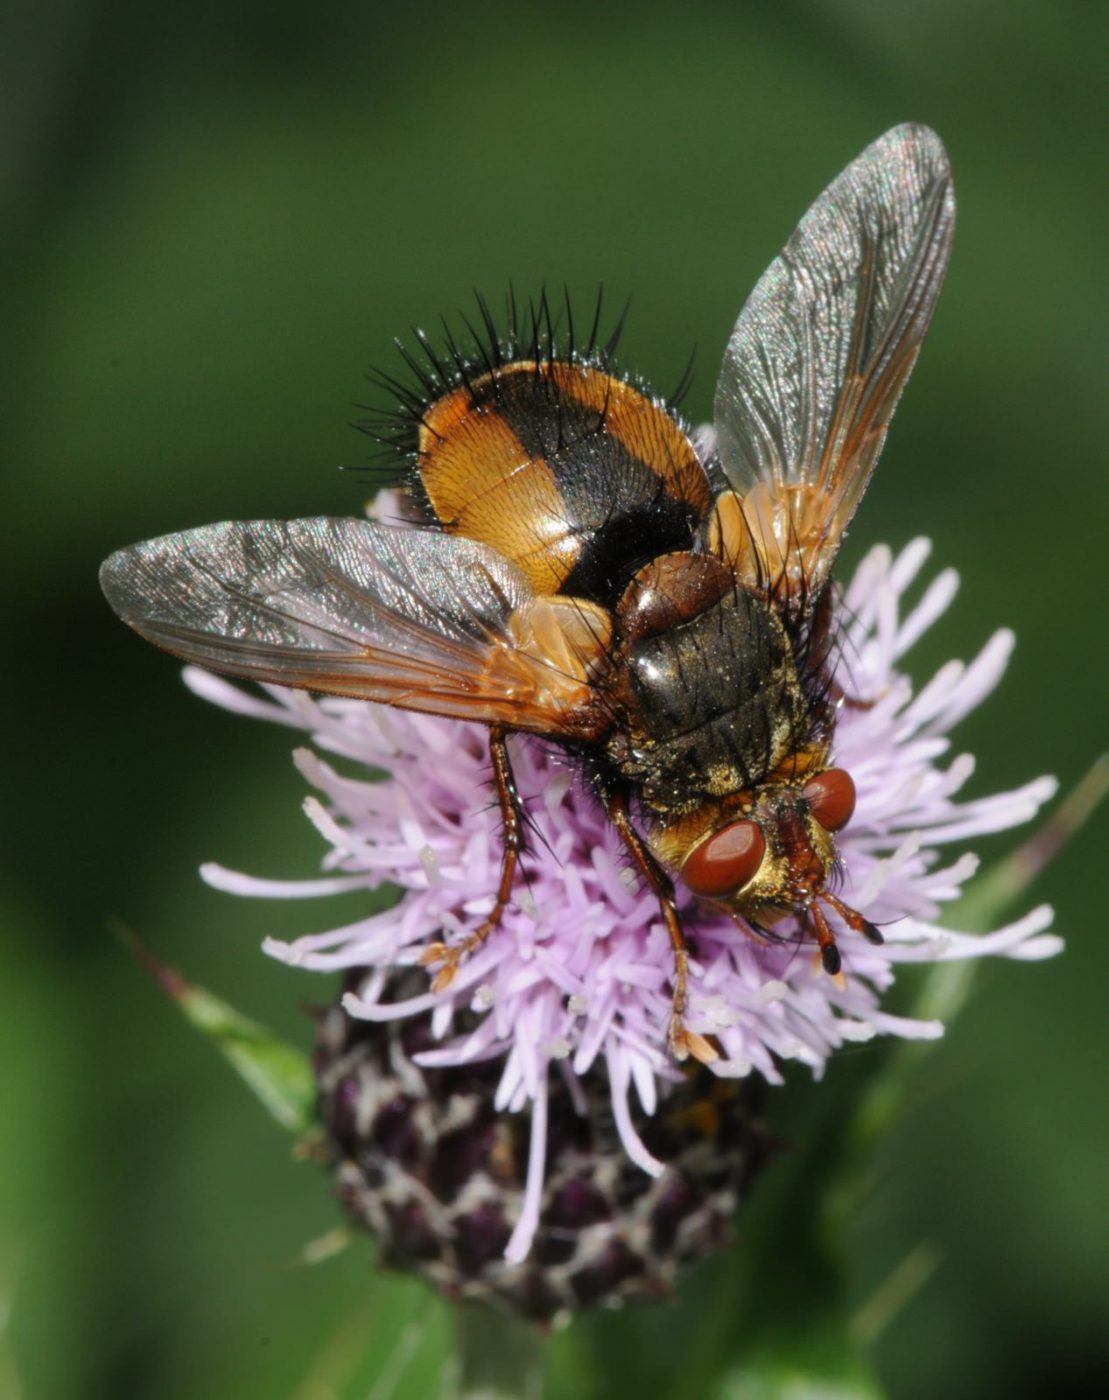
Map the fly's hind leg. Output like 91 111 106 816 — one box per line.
421 725 524 991
601 784 718 1065
810 588 878 712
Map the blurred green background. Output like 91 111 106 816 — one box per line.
3 1 1106 1395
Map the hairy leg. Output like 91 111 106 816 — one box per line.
421 725 524 989
601 784 718 1064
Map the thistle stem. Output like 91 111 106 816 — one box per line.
827 755 1107 1251
444 1304 548 1400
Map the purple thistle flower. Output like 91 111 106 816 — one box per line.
188 531 1060 1263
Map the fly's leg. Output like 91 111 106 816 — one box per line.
808 895 884 980
807 901 843 975
421 726 523 991
602 784 718 1065
811 587 878 711
822 890 884 946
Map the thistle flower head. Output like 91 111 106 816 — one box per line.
313 972 770 1318
190 533 1060 1266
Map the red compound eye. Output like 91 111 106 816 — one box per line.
804 768 856 832
682 819 766 898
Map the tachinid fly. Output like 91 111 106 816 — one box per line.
100 125 955 1062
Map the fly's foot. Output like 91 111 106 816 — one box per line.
418 940 463 992
668 1018 720 1065
666 950 719 1064
420 915 500 993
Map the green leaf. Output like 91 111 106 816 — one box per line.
113 923 316 1135
171 979 317 1135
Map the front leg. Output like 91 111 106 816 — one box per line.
600 783 718 1065
422 725 524 990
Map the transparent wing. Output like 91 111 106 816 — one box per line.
712 124 955 595
100 517 610 736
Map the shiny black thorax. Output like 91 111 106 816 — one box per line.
410 358 823 825
453 372 822 822
601 580 813 816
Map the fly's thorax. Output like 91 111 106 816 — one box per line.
416 362 711 608
603 555 815 815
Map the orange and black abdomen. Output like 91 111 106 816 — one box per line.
416 361 713 607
